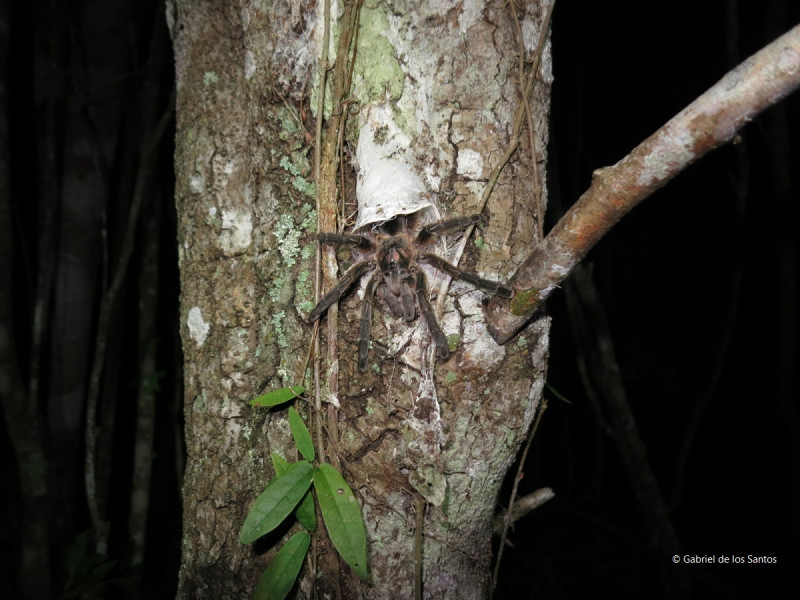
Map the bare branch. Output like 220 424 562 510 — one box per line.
492 487 555 536
488 23 800 345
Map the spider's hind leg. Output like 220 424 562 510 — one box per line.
415 270 451 361
358 273 380 372
420 253 513 298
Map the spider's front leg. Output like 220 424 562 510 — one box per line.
308 261 373 323
420 253 513 298
415 270 451 361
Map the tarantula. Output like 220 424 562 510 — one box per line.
308 212 513 372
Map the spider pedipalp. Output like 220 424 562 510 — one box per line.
308 212 512 372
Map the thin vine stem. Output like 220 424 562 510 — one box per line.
432 0 555 315
491 397 548 593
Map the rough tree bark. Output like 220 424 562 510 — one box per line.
173 1 550 598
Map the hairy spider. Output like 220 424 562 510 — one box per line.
308 212 513 372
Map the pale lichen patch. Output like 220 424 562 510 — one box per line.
279 155 316 198
271 310 287 349
456 288 486 316
203 71 219 86
295 269 314 313
351 5 405 103
189 174 205 194
460 316 505 371
187 307 210 347
457 0 484 34
456 147 485 179
219 208 253 256
273 214 302 267
244 50 256 79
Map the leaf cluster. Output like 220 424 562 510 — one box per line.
242 387 369 599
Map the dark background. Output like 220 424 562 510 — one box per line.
497 1 799 598
2 1 798 598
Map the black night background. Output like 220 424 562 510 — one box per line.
1 1 798 598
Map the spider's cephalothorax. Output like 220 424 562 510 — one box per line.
308 213 513 372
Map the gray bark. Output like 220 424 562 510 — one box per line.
173 1 551 597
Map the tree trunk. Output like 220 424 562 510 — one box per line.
173 1 551 597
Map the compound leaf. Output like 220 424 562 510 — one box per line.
253 531 310 600
313 463 368 581
240 461 313 544
288 406 315 462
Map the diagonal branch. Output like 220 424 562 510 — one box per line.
488 23 800 345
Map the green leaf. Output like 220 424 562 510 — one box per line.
271 454 316 532
271 453 290 476
294 488 316 532
250 386 305 407
240 461 313 544
253 531 310 600
288 406 315 461
313 463 369 581
545 382 573 404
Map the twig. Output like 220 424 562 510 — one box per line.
434 0 555 312
310 0 361 593
478 0 555 215
314 0 361 426
414 498 425 600
488 23 800 344
491 487 555 535
491 397 547 594
509 0 547 239
489 4 555 590
311 0 332 584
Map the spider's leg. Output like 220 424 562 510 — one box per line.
308 261 373 323
420 253 513 298
415 270 450 361
358 273 380 372
379 285 406 319
400 278 416 321
419 214 481 237
380 268 417 321
318 232 370 247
